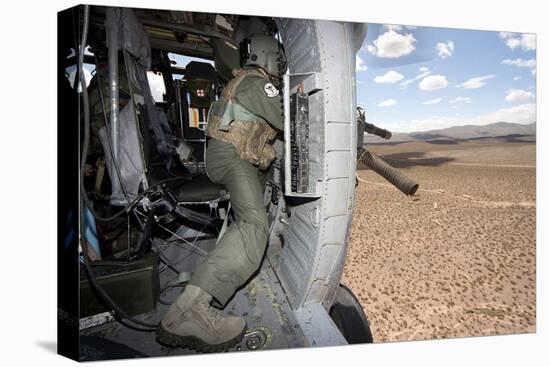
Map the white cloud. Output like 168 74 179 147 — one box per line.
383 24 403 32
423 97 444 105
356 55 368 72
378 99 397 107
502 58 536 68
374 70 404 83
499 32 520 49
399 79 415 89
520 34 536 51
513 76 521 81
457 74 495 89
436 41 454 59
499 32 536 51
502 58 536 75
400 69 431 89
449 96 472 104
391 103 535 132
505 89 535 102
366 30 417 58
419 74 448 91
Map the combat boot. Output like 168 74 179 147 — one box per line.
156 284 247 352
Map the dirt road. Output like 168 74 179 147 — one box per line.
342 138 536 342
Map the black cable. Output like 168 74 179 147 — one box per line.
133 211 154 259
93 64 158 255
78 5 158 331
89 260 134 267
157 250 181 275
83 175 190 223
81 27 192 223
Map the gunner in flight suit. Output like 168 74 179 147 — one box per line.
157 33 285 352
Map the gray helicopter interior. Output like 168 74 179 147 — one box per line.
76 6 351 360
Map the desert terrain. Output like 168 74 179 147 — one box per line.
341 135 536 342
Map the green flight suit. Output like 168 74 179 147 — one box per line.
189 68 283 307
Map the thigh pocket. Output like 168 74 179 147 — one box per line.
238 217 269 267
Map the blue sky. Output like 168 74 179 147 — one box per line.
166 27 536 133
73 26 536 133
356 24 536 132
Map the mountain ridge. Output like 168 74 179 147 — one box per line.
365 122 536 143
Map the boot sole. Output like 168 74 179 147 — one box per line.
155 324 247 353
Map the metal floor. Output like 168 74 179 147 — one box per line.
79 225 309 361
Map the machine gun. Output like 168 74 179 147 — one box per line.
357 107 419 196
357 107 393 140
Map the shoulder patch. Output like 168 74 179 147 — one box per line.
263 82 279 98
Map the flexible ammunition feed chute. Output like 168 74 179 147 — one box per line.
357 108 419 196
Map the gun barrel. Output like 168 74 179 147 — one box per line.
358 149 419 196
364 122 392 140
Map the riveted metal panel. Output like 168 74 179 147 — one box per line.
277 19 322 74
323 215 349 245
317 21 352 123
294 303 347 346
275 18 365 311
278 201 321 307
324 178 350 217
327 151 351 179
326 122 351 151
317 244 342 278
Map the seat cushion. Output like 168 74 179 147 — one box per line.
174 174 228 203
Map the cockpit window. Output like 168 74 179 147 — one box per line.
168 53 215 67
168 53 215 80
147 71 166 102
65 46 95 92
